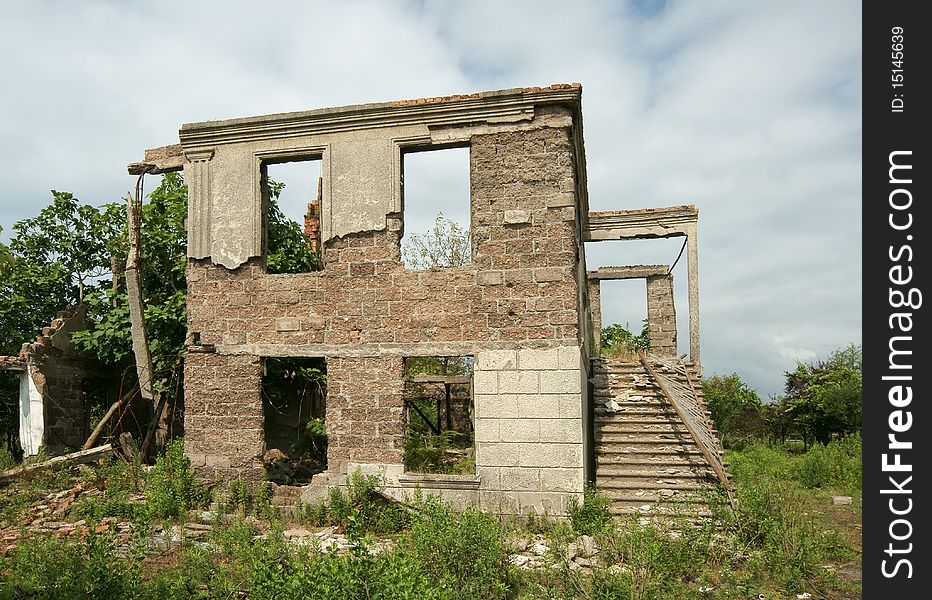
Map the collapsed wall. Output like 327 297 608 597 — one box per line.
0 308 89 455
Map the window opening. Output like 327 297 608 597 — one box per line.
263 158 323 273
400 147 471 269
261 357 327 485
402 356 475 474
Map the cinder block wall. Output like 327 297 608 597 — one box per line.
474 347 584 514
184 122 586 512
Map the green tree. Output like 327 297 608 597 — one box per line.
600 322 649 357
783 358 861 446
0 226 13 277
1 173 313 457
0 193 125 356
702 373 763 447
402 212 470 269
265 180 320 274
826 342 862 373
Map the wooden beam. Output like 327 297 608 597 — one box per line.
82 387 137 450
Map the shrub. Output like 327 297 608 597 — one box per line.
2 530 140 599
567 487 612 536
146 438 207 519
407 494 513 599
299 470 410 535
798 435 862 490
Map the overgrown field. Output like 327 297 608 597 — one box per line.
0 437 861 599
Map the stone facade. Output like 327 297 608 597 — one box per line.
140 86 594 513
646 273 676 356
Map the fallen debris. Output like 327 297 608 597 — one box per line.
0 445 114 485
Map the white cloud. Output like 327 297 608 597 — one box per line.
0 0 860 397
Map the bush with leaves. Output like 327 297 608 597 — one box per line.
567 487 612 536
407 493 513 599
702 372 763 448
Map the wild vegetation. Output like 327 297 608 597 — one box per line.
0 432 861 599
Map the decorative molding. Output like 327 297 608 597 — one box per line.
179 87 582 150
185 149 214 259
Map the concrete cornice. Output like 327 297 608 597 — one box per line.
178 84 583 149
587 265 670 280
585 205 698 241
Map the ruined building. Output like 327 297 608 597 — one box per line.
129 84 725 515
1 308 90 456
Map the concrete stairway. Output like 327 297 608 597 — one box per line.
591 358 726 515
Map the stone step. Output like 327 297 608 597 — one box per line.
596 480 711 492
600 490 711 504
594 436 702 446
609 504 715 517
595 468 716 480
595 422 691 434
596 449 708 464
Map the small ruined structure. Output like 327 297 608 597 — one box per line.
130 84 725 514
0 308 89 455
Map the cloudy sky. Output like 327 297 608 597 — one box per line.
0 0 860 398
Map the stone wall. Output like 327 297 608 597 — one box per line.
646 274 676 356
11 307 90 455
182 123 587 512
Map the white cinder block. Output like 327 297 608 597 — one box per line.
517 443 582 469
473 370 499 394
499 467 541 492
473 419 500 443
539 370 581 394
539 419 583 444
499 419 540 443
476 394 518 419
517 348 560 370
476 442 520 467
499 370 539 394
477 350 518 371
538 468 584 493
557 393 583 418
516 395 561 419
558 346 582 369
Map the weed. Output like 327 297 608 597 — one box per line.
3 529 140 599
146 439 208 520
407 494 513 599
797 435 861 491
567 486 612 536
299 470 410 535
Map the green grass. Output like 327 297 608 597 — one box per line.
0 436 862 600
